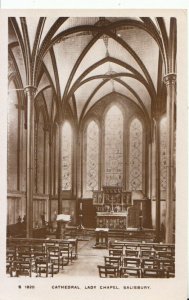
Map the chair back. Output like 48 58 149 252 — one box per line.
123 257 140 267
104 256 122 267
97 265 119 278
125 249 139 257
109 249 123 257
140 250 156 258
120 266 141 278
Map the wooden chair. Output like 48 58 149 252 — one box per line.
123 257 141 268
120 266 141 278
97 265 119 278
157 251 173 259
109 249 123 257
47 246 64 273
109 243 124 251
10 259 32 277
125 249 139 258
141 258 159 269
59 242 73 265
158 259 175 278
154 245 169 252
32 244 45 253
139 245 154 251
6 251 15 275
35 257 54 277
142 268 164 278
125 244 138 250
17 245 32 254
104 256 122 267
140 250 156 259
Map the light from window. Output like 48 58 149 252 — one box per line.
129 118 143 190
86 121 99 191
62 122 72 190
160 117 167 191
104 105 123 186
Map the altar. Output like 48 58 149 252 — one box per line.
93 187 130 229
93 187 151 229
96 212 127 229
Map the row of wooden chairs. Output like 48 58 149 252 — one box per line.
7 238 78 260
6 242 75 277
109 247 174 258
108 248 174 260
7 258 54 277
7 241 74 264
98 256 175 278
109 241 175 254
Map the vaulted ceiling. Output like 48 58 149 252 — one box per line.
8 17 177 127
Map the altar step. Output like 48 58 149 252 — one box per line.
108 228 156 242
65 227 156 242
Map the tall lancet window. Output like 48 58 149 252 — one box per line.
160 117 167 193
62 121 72 190
129 118 143 190
86 121 99 192
104 105 123 186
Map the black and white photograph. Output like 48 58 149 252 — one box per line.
0 9 187 300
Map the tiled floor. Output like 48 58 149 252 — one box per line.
56 237 108 277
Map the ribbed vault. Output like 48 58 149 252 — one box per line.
8 16 177 126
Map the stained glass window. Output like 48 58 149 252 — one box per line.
104 105 123 186
62 122 72 190
129 119 143 190
160 117 167 191
86 121 99 191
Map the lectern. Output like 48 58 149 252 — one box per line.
94 228 109 249
56 214 71 239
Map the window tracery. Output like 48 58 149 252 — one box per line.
86 121 99 191
62 122 72 190
129 118 143 190
104 106 123 186
160 117 167 191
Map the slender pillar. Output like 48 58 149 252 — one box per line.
43 128 46 194
149 140 153 228
154 117 161 242
24 86 36 238
164 73 176 244
76 130 81 225
56 123 63 238
48 128 52 222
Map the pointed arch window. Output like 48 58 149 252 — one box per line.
86 121 99 192
62 121 72 190
160 117 167 192
129 118 143 190
104 105 123 186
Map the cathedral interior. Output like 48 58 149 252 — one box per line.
7 16 176 278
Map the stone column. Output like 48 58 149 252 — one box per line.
24 86 36 238
154 116 161 242
56 122 63 238
48 128 52 223
164 73 176 244
76 131 81 225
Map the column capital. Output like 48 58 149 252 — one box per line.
153 112 160 121
56 120 63 128
24 85 37 95
163 73 176 86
